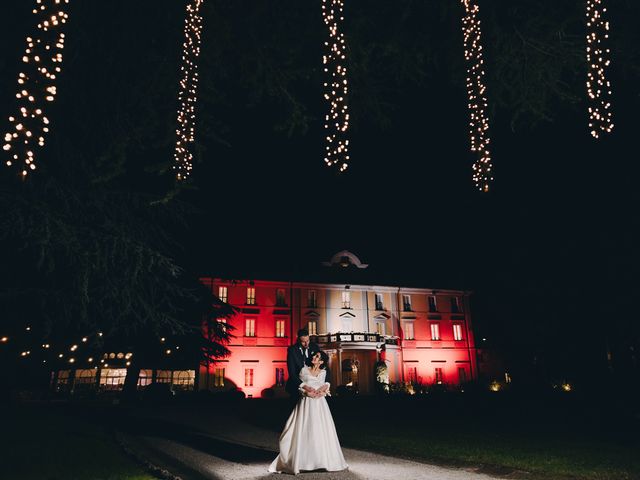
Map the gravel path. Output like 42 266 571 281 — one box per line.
118 406 505 480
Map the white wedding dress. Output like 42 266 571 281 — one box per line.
268 366 348 474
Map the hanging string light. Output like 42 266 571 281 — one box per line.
173 0 205 181
3 0 69 178
321 0 350 172
460 0 492 192
586 0 614 138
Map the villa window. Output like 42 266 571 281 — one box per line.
244 368 254 387
308 290 318 308
375 293 384 310
275 319 286 338
218 286 228 303
245 318 256 337
404 322 415 340
275 368 285 387
308 320 317 336
217 318 227 333
342 290 351 309
451 297 462 313
453 324 463 341
246 287 256 305
430 323 440 341
428 295 438 312
458 367 467 384
276 288 286 306
376 321 386 336
435 368 444 384
408 367 417 384
214 368 225 387
402 295 412 311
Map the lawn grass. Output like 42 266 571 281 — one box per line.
1 404 156 480
240 393 640 480
338 423 639 480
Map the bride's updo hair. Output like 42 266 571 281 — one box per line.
317 350 329 369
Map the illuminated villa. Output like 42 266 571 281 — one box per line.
199 251 478 398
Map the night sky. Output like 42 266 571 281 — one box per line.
2 1 639 381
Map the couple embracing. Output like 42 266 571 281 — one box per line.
268 328 349 475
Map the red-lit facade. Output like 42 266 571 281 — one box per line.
199 259 478 397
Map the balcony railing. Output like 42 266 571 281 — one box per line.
311 332 400 346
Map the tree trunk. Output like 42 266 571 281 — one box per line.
121 361 141 404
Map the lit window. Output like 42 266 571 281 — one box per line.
453 324 463 341
218 286 228 303
404 322 414 340
217 318 227 333
275 367 285 387
402 295 412 311
246 287 256 305
342 290 351 309
428 295 438 312
375 293 384 310
376 321 386 336
244 368 254 387
100 368 127 391
458 367 467 384
308 320 317 336
276 288 286 306
275 319 285 338
214 367 225 387
435 367 443 384
137 369 153 388
430 323 440 341
408 367 417 384
245 318 256 337
172 370 195 391
308 290 317 308
451 297 462 313
156 370 172 384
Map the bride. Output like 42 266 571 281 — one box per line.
268 350 348 474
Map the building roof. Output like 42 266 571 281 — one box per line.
202 250 472 293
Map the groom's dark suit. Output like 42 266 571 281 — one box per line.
285 341 320 398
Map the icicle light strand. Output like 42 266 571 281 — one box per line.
460 0 493 192
3 0 69 178
173 0 204 181
321 0 350 172
586 0 614 138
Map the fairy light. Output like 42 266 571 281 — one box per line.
586 0 614 138
1 337 8 343
321 0 350 172
3 0 69 177
460 0 493 192
173 0 205 181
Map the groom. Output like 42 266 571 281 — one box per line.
286 328 321 401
